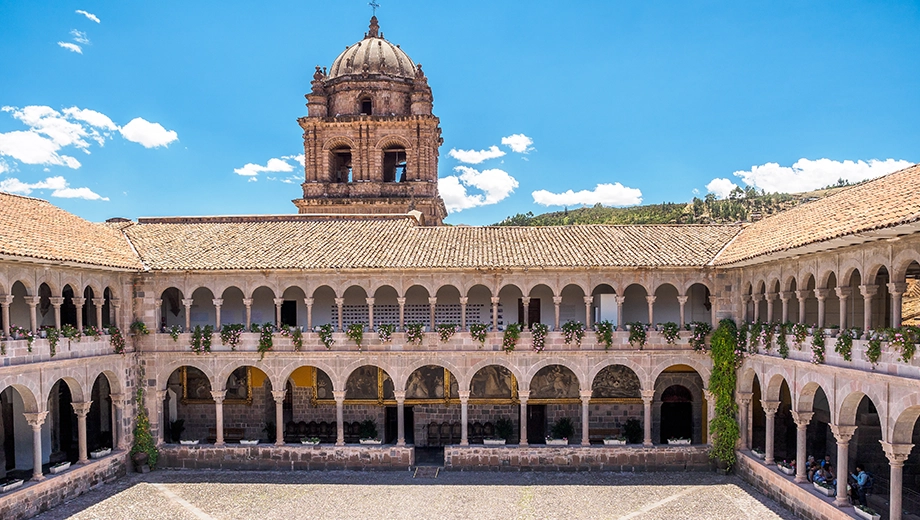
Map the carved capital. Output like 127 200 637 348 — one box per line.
49 296 65 307
212 299 224 307
110 297 121 309
273 298 284 306
0 294 13 306
155 390 167 400
584 296 594 305
880 441 914 466
552 296 563 305
790 411 813 428
490 297 500 305
520 296 530 305
459 297 469 305
393 390 406 403
751 293 764 303
25 296 42 307
887 282 908 296
517 390 530 402
813 288 829 301
641 389 655 402
858 284 878 298
760 400 781 415
210 390 227 404
794 290 809 302
24 411 49 428
830 423 857 443
332 390 346 402
181 298 194 308
737 391 753 406
91 298 105 307
579 389 593 401
110 393 128 409
778 291 792 302
615 296 627 305
834 287 852 299
645 295 656 304
365 297 375 306
397 297 406 306
271 390 287 403
242 298 253 307
71 401 93 417
764 292 777 302
428 297 437 305
677 296 689 305
304 297 314 306
334 298 345 306
458 390 470 402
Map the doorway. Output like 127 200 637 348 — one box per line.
527 404 546 444
660 385 693 443
385 405 413 444
280 301 297 327
518 298 541 327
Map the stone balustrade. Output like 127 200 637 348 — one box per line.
753 334 920 379
0 336 118 366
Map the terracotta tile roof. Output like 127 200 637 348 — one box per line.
715 163 920 265
0 192 143 269
122 217 740 271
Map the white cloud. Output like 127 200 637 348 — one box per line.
532 182 642 207
731 158 913 193
0 160 8 174
282 154 305 167
62 107 118 131
5 105 92 149
0 175 108 201
119 118 178 148
75 10 100 23
70 30 90 45
234 157 297 177
438 166 518 212
58 42 82 54
705 178 738 199
0 130 81 168
501 134 534 154
448 145 505 164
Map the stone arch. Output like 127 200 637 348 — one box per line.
795 378 832 414
781 274 797 293
275 361 339 392
11 278 34 296
738 366 757 394
465 283 492 299
837 386 886 431
0 381 40 413
621 283 650 324
44 375 85 404
341 363 394 400
839 262 863 288
158 359 216 392
680 278 713 295
86 367 124 396
587 358 648 391
649 357 711 386
589 363 643 397
394 358 465 394
652 282 680 325
817 266 837 290
460 358 525 393
374 134 412 151
213 361 275 393
522 358 584 392
528 364 581 399
763 372 790 402
322 135 358 151
890 398 920 444
893 250 920 281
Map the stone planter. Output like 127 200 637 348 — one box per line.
180 440 199 445
131 451 150 473
777 464 795 475
668 439 691 445
854 506 880 520
545 438 568 445
301 439 320 446
603 439 627 445
0 478 24 493
751 449 765 459
240 440 259 445
483 438 506 445
812 481 835 497
359 439 382 445
50 461 71 474
90 448 111 459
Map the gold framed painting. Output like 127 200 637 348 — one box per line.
181 366 253 405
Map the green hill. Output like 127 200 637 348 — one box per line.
493 182 853 226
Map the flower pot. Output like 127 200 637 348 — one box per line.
131 451 149 472
751 449 765 459
301 440 320 446
483 438 506 445
359 439 382 445
545 438 568 445
240 439 259 445
777 465 795 476
854 506 880 520
812 481 835 497
179 440 199 445
91 448 112 459
0 478 24 493
603 439 627 445
668 439 691 445
50 461 71 474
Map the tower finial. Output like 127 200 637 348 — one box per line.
369 1 380 16
366 12 380 38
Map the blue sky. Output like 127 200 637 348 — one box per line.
0 1 918 225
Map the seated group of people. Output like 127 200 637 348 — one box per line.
802 455 873 506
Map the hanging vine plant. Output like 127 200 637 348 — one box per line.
108 326 125 355
190 325 213 355
437 323 458 342
168 325 182 342
595 320 615 350
791 323 808 349
280 326 303 351
405 323 425 345
502 323 521 352
688 322 712 352
44 326 60 357
561 320 586 346
531 322 549 352
257 323 274 360
660 322 680 345
220 324 245 351
317 324 335 350
62 323 82 342
810 328 826 364
468 323 488 348
865 334 882 366
776 322 790 359
627 322 646 349
377 324 395 342
834 328 854 362
346 323 365 350
708 319 741 469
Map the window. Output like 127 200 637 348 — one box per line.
382 147 407 182
330 147 353 183
360 97 373 115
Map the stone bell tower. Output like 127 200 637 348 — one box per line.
293 16 447 225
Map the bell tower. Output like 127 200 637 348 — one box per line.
293 16 447 225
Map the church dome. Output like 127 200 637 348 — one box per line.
327 17 416 80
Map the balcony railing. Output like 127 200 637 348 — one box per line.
752 333 920 379
0 335 118 366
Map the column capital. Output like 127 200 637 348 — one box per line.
552 296 563 305
520 296 530 305
91 297 105 307
584 295 594 304
110 297 121 309
271 390 287 403
751 293 764 303
760 400 781 415
242 298 253 306
859 284 879 298
518 390 530 402
397 297 406 305
615 296 627 305
645 295 656 304
641 389 655 402
737 391 753 405
365 297 375 306
428 297 438 305
794 290 809 301
332 390 346 402
887 281 908 295
110 393 128 409
155 390 168 400
778 291 792 302
304 297 314 306
72 401 93 416
458 390 470 402
677 296 689 304
880 441 914 466
701 389 714 402
790 410 813 428
834 287 852 299
459 297 469 305
212 299 224 307
490 297 501 305
181 298 194 307
49 296 65 307
24 411 49 428
25 295 42 307
764 292 777 302
830 423 857 443
813 288 829 301
393 390 406 403
579 389 593 401
273 298 284 306
0 294 12 306
210 390 227 403
334 297 345 306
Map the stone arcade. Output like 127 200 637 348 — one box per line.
0 15 919 520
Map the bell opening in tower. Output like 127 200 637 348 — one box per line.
360 97 373 116
383 147 407 182
330 147 353 183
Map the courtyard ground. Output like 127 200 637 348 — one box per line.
30 468 800 520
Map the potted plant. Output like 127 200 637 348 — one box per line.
301 436 320 446
240 439 259 445
92 446 113 458
776 460 795 475
812 480 835 497
494 417 513 444
668 437 691 445
358 419 381 444
180 439 199 445
50 460 71 474
854 504 880 520
546 417 574 445
0 477 24 493
603 435 627 445
624 418 643 444
751 447 765 459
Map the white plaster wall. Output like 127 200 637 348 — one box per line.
653 285 680 325
251 287 275 325
220 287 246 325
622 285 648 324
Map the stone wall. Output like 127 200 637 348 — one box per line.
158 444 414 470
0 452 126 520
443 445 711 472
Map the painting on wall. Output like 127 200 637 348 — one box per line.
470 366 516 400
591 365 642 400
345 365 379 400
181 366 252 404
529 365 579 401
405 365 450 401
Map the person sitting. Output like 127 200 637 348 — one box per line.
813 467 829 485
807 461 819 482
850 464 870 506
823 463 836 487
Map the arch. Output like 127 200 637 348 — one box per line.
358 93 373 115
158 360 216 392
462 358 525 392
190 286 216 328
652 283 680 325
649 358 711 386
684 282 713 324
86 367 124 396
403 364 458 400
764 372 790 402
525 363 581 398
343 364 393 401
45 375 85 404
160 287 185 329
374 134 413 151
0 382 40 413
322 136 358 151
590 364 642 398
893 251 920 282
891 404 920 445
468 364 516 399
621 283 649 324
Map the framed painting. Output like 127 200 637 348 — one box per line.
181 366 252 405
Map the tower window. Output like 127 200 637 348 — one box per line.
330 147 353 183
383 147 407 182
360 97 373 115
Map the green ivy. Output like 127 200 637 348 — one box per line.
219 324 245 350
257 323 274 360
531 322 549 352
437 323 458 342
865 335 882 366
131 376 159 469
405 323 425 344
108 326 125 354
561 320 586 345
834 328 854 362
776 322 790 359
688 322 712 352
168 325 182 342
810 329 826 364
190 325 213 355
708 319 740 468
44 326 60 357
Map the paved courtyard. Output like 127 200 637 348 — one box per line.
32 469 798 520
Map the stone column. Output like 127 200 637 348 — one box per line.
518 390 529 446
72 297 85 332
243 298 253 329
779 291 792 323
92 298 104 328
24 411 48 481
459 391 470 446
213 299 223 328
334 391 346 445
212 390 227 446
459 297 468 330
830 424 857 507
491 297 500 331
1 294 13 337
702 389 715 445
50 296 64 329
814 289 829 328
790 411 813 483
154 390 167 445
888 282 907 328
737 392 752 449
615 296 626 330
111 298 121 329
154 298 162 332
645 295 656 326
366 298 375 330
304 298 314 330
428 297 437 330
26 295 41 333
181 298 193 331
794 290 808 324
273 298 284 328
677 296 688 327
859 284 877 332
835 287 851 329
641 389 654 446
111 393 127 449
881 441 914 520
272 390 286 445
521 296 530 331
765 292 777 323
395 391 406 446
72 401 92 463
580 389 592 446
741 295 751 323
752 293 763 322
397 297 406 331
552 296 562 330
584 296 594 328
761 400 780 464
334 297 344 332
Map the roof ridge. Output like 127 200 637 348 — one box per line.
0 190 52 204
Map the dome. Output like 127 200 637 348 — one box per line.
327 17 416 80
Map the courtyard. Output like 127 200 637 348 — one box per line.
32 469 797 520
